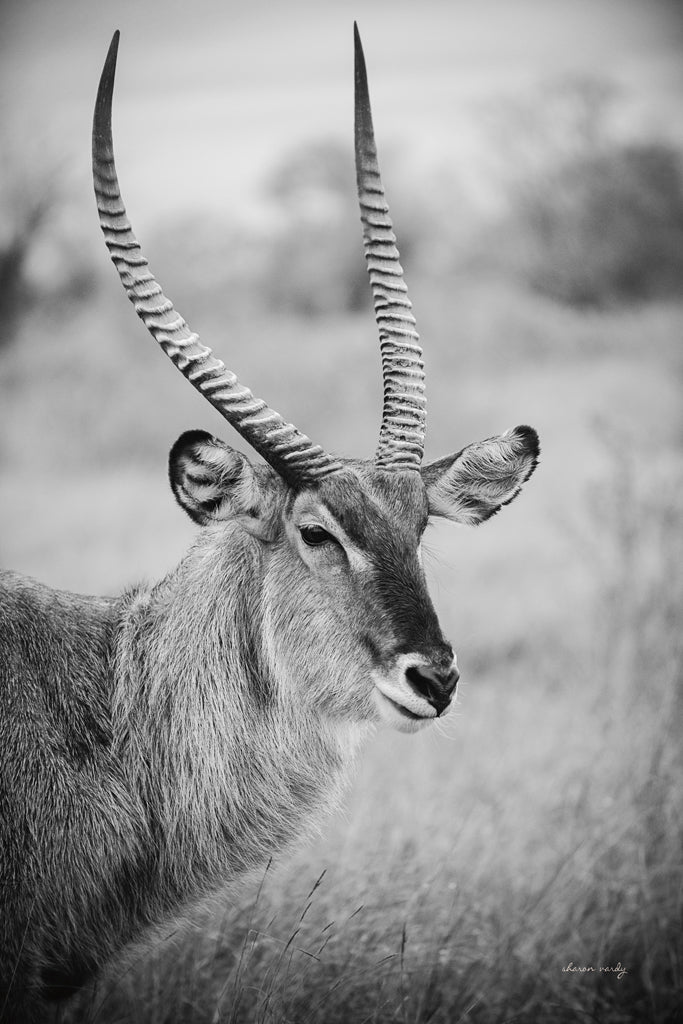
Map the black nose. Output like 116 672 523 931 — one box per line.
405 664 459 715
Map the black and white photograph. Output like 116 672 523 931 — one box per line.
1 1 681 1021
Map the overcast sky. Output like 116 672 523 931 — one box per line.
1 0 682 224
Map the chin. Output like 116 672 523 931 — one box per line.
372 687 436 734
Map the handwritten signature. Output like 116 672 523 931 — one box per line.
562 962 628 980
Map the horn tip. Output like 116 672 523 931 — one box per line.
104 29 121 83
106 29 120 67
95 30 121 136
354 23 369 108
353 22 364 61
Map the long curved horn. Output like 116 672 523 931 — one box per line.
92 31 342 486
354 24 426 472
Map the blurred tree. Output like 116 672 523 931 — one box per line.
264 137 455 318
263 140 368 316
0 145 97 349
489 78 683 307
515 140 683 307
0 159 57 346
268 139 353 206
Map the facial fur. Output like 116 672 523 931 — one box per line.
168 425 538 731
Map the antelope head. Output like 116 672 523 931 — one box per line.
92 27 539 734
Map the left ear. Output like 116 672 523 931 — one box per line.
421 425 540 526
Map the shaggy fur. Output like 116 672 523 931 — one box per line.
0 426 538 1021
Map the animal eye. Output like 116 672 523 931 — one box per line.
300 525 336 547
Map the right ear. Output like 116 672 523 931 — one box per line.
169 430 281 534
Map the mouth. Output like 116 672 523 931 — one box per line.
372 686 436 732
379 691 427 720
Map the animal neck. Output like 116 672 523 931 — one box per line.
111 525 366 892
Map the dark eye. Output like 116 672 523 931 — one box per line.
300 525 336 547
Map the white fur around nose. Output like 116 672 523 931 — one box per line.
371 653 439 721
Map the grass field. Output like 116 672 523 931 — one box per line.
2 2 683 1021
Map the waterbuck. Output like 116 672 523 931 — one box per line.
0 25 539 1021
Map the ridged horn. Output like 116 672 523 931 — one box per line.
354 23 426 471
92 31 342 486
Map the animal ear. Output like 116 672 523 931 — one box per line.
421 425 539 526
169 430 276 529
